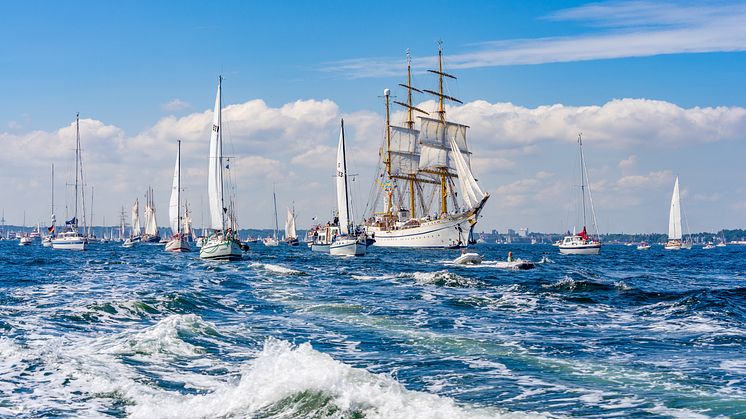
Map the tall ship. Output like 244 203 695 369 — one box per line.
199 76 243 260
52 113 88 251
364 45 489 248
141 186 161 242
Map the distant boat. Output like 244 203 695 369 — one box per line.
263 188 280 247
285 206 299 246
703 242 716 250
165 140 191 252
330 119 366 257
664 177 692 250
199 76 242 261
559 134 601 255
42 164 56 247
637 241 651 250
52 114 87 251
141 186 161 243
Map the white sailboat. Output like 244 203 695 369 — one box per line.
364 46 489 248
262 188 280 247
52 113 88 250
42 164 56 247
285 206 299 246
665 176 692 250
330 119 367 257
165 140 191 252
199 76 242 260
123 199 141 247
141 186 160 242
559 134 602 255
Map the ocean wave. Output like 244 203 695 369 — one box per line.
108 314 220 358
128 338 528 419
250 262 305 275
402 270 481 288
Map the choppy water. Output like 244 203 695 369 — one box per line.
1 241 745 418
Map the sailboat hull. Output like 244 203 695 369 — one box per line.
199 238 242 260
51 236 87 251
558 244 601 255
330 238 366 256
165 237 191 252
366 198 486 249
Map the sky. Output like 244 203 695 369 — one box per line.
1 0 745 233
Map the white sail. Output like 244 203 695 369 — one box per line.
285 208 297 239
448 135 485 210
336 124 350 235
144 204 158 236
131 199 141 236
183 204 192 235
169 144 180 235
207 78 224 230
668 176 682 240
417 117 470 171
389 126 420 176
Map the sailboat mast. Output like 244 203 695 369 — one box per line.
578 133 587 228
177 140 181 236
51 163 54 228
272 187 278 239
384 89 393 213
218 75 226 232
406 51 416 218
437 44 448 215
90 186 94 237
74 113 80 226
341 119 351 228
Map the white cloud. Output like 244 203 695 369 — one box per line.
618 155 637 172
162 99 191 112
324 2 746 78
615 170 673 190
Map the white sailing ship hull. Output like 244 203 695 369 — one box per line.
366 206 482 249
559 243 601 255
165 237 191 252
330 238 366 256
199 238 242 260
311 243 330 253
51 236 87 251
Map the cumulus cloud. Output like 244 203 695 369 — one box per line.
618 155 637 172
615 170 673 190
162 99 191 112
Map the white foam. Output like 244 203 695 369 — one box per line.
404 270 480 287
250 262 304 275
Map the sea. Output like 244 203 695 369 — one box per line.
1 240 745 418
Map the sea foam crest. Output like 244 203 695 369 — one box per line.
403 270 480 287
250 262 305 275
128 338 528 419
108 314 217 358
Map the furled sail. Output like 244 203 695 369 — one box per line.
131 199 141 236
389 126 420 176
285 208 297 239
668 176 682 240
448 135 485 210
207 78 225 230
336 123 350 235
169 144 180 235
417 116 470 171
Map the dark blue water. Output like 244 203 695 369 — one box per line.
1 241 745 418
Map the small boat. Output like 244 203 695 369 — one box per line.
262 236 279 247
493 260 535 270
285 206 299 246
329 119 366 257
19 235 32 246
636 242 651 250
559 134 601 255
703 243 716 249
41 236 53 247
123 237 137 248
452 252 482 265
199 76 242 261
165 140 191 253
51 114 87 251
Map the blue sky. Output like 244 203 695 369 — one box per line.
1 1 745 233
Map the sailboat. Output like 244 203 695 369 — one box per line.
716 230 727 247
52 113 88 250
558 134 602 255
665 176 692 250
42 164 56 247
141 186 160 242
165 140 191 252
363 45 489 248
285 206 299 246
19 212 32 246
199 76 243 260
123 199 141 248
330 119 367 256
262 188 280 246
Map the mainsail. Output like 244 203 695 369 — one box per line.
418 117 470 171
144 188 158 236
336 121 350 235
668 176 682 240
285 207 297 239
169 142 181 235
131 199 141 236
448 135 484 210
207 77 225 231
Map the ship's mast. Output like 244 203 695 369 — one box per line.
177 140 181 236
218 75 226 233
437 43 447 215
578 133 587 228
406 51 416 218
383 89 393 214
74 113 80 227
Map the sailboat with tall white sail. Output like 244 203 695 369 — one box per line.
263 188 280 246
52 113 88 250
364 45 489 248
665 176 692 250
123 199 141 247
330 119 367 256
141 186 160 242
42 164 56 247
558 134 602 255
200 76 242 260
165 140 191 252
285 206 299 246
